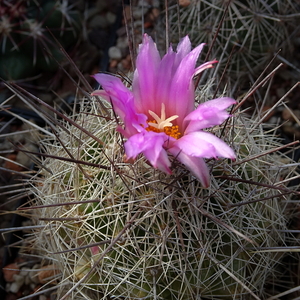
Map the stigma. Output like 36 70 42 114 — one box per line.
147 104 181 139
148 103 179 130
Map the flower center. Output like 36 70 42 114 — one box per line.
147 103 181 139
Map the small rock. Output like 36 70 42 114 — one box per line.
24 274 31 285
106 11 116 25
144 21 153 29
116 36 129 51
89 15 109 29
21 120 40 143
9 281 22 294
294 110 300 120
120 54 132 71
38 264 60 284
86 7 98 20
149 8 160 21
29 264 41 284
13 274 25 285
116 26 127 37
133 20 143 28
30 282 37 290
96 0 108 12
152 0 160 7
282 108 300 121
132 6 147 19
268 116 280 125
276 87 286 98
108 46 122 60
110 59 118 69
0 139 11 151
179 0 191 6
2 154 24 172
138 0 150 6
282 108 292 121
16 143 38 168
3 263 20 282
9 274 25 293
282 121 294 135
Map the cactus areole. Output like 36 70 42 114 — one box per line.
92 34 236 187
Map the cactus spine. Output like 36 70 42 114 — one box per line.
24 88 296 299
168 0 299 80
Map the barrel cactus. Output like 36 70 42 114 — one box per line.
22 69 297 300
23 92 295 299
7 31 297 299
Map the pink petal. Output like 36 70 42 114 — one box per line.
168 43 206 126
92 74 132 120
125 131 172 174
171 131 236 159
92 73 147 136
184 97 236 133
194 60 218 76
173 36 192 69
196 97 237 111
132 34 161 114
155 47 176 110
169 147 210 187
91 89 110 101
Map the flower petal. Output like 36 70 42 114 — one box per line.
173 36 192 70
155 47 176 110
169 147 210 187
171 131 236 159
92 73 147 137
184 97 236 133
92 74 132 120
132 34 161 114
194 60 218 76
91 89 110 101
168 42 206 125
125 131 172 174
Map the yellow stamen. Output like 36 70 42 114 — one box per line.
146 121 181 139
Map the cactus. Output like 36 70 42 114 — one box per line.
2 2 299 297
167 0 299 80
0 0 82 80
15 80 297 299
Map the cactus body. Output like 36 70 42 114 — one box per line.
29 95 292 299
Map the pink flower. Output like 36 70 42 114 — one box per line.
92 34 236 187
